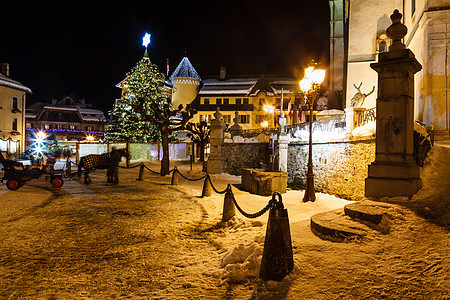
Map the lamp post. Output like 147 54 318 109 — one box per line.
263 105 275 128
299 66 325 202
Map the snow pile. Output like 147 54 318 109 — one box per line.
220 238 264 284
224 136 259 143
351 120 376 137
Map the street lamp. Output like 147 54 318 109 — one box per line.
299 66 325 202
263 105 275 128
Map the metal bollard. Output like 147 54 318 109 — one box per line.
259 192 294 281
137 163 145 181
201 175 212 197
221 184 236 222
171 167 179 185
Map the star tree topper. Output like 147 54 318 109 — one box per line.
142 33 151 48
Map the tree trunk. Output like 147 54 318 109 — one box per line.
199 142 205 162
160 125 170 175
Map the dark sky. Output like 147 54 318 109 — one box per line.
1 0 330 111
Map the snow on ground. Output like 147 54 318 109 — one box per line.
0 143 448 299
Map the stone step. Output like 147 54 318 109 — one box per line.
310 209 372 242
310 200 394 242
344 200 392 234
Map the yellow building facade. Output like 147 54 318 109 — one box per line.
192 74 299 130
0 65 31 155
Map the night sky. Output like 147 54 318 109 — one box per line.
1 1 330 111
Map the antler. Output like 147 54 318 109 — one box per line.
365 86 375 97
353 82 363 92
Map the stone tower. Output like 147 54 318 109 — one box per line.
169 57 201 109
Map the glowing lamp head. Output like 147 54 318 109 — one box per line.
299 78 312 92
142 33 151 48
261 121 269 128
86 135 95 142
36 131 46 139
310 69 326 84
263 105 274 113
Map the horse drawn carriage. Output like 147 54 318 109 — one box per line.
0 151 67 190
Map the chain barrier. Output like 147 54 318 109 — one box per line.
230 189 280 219
118 164 142 169
174 167 208 182
207 175 228 194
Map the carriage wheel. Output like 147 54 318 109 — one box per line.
6 179 21 190
51 177 64 188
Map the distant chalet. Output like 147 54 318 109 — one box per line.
25 95 106 142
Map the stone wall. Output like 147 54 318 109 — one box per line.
222 143 270 175
287 139 375 200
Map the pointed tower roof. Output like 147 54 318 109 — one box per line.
169 57 201 82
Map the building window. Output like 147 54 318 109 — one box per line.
203 98 210 105
236 98 242 105
223 115 231 125
45 124 50 130
243 98 249 104
26 122 31 128
412 0 416 15
12 118 18 131
376 33 391 53
255 115 267 124
240 114 250 124
200 115 212 124
12 96 18 110
223 98 229 105
70 125 76 130
216 98 222 105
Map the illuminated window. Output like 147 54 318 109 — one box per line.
240 114 250 124
377 33 391 53
223 115 231 124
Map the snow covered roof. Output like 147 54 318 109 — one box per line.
0 73 32 93
169 57 201 82
199 76 298 96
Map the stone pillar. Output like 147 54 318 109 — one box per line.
345 107 366 134
365 10 422 198
207 107 226 174
278 113 289 172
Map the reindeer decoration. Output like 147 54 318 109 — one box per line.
350 83 375 107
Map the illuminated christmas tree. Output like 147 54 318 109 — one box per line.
105 56 163 143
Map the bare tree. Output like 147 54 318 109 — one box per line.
184 121 210 162
133 97 196 175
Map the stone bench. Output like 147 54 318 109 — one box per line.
241 168 288 196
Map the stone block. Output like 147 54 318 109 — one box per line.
368 162 420 179
365 177 422 198
242 168 288 196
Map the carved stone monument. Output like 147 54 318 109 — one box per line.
207 107 226 174
229 111 243 136
365 10 422 198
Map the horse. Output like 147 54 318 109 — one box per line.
77 148 129 185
